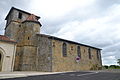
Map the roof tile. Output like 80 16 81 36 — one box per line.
26 14 38 21
0 35 16 43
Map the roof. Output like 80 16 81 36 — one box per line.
36 34 102 50
26 14 38 21
0 35 17 44
5 7 40 20
22 14 42 26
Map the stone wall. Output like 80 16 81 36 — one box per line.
5 7 102 72
14 19 41 71
15 34 52 71
36 34 52 72
5 9 30 40
5 22 20 41
0 41 16 72
51 39 102 72
20 46 37 71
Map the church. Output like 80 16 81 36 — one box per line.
0 7 102 72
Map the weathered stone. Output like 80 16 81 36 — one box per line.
4 7 102 72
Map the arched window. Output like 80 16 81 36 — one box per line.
77 46 81 58
88 48 92 59
97 50 100 60
62 43 67 57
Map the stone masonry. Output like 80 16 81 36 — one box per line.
4 7 102 72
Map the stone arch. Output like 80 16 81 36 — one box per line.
0 47 6 71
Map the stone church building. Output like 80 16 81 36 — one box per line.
0 7 102 72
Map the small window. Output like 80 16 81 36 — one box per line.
53 42 55 47
28 37 30 40
71 46 73 50
77 46 81 58
88 48 92 59
19 25 21 27
18 12 22 19
62 43 67 57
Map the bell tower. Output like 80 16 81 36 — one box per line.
4 7 42 71
4 7 41 41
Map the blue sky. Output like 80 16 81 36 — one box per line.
0 0 120 65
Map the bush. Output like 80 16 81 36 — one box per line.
109 65 116 69
103 65 108 69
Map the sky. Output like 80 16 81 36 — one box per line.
0 0 120 65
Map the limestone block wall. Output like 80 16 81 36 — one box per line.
20 46 37 71
14 21 40 71
6 9 30 26
0 41 16 72
51 39 102 72
12 9 30 22
5 22 20 41
36 35 52 71
14 34 52 71
14 46 24 70
5 9 29 40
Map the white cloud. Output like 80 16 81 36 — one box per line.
102 55 117 65
0 0 120 66
29 0 96 18
51 3 120 65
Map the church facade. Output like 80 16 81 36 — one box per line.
3 7 102 72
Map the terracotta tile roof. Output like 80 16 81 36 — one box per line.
26 14 38 21
22 14 42 26
0 35 16 43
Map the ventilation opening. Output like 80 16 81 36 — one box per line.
19 25 21 27
28 37 30 40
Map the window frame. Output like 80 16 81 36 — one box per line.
88 48 92 59
62 42 67 57
97 50 100 60
77 46 81 58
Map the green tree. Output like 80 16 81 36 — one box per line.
117 59 120 65
103 65 108 69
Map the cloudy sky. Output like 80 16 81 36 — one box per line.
0 0 120 65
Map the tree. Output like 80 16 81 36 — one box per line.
117 59 120 66
103 65 108 69
109 65 116 69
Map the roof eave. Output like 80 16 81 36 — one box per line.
49 36 102 50
0 40 17 44
22 20 42 27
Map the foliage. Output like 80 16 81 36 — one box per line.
117 59 120 65
103 65 120 69
109 65 117 69
103 65 108 69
